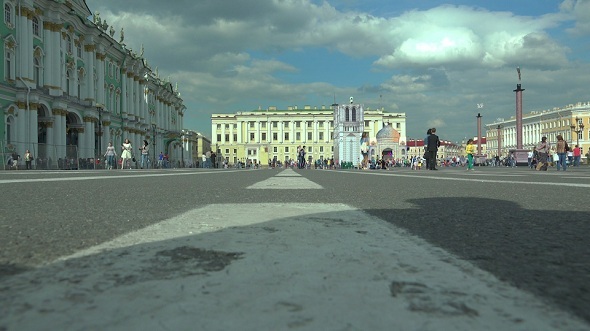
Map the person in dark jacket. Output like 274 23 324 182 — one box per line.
426 128 440 170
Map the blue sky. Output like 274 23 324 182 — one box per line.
85 0 590 143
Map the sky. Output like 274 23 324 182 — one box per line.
84 0 590 143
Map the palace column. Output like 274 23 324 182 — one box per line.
84 42 96 102
96 47 105 105
84 118 95 158
237 120 243 144
45 121 54 167
255 121 262 144
17 4 33 80
29 102 38 156
121 69 127 113
130 75 136 118
16 102 26 154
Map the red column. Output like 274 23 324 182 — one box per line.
514 84 525 149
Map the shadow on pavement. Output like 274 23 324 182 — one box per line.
0 199 588 330
366 197 590 324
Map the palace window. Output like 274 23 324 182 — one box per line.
250 133 255 141
4 4 12 27
33 57 41 86
5 49 14 80
272 132 278 140
66 35 72 54
284 132 289 140
261 132 266 141
32 17 40 37
285 146 289 153
225 134 229 142
296 132 301 140
233 134 237 142
65 70 71 95
77 41 82 58
307 132 312 140
319 132 324 140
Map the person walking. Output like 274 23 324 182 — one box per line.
104 142 117 170
465 139 475 171
426 128 440 170
158 152 164 169
573 145 581 167
24 149 33 170
555 134 569 171
205 150 211 168
360 133 369 169
535 136 550 171
423 129 432 170
139 140 149 169
121 138 133 169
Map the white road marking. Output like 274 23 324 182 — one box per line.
339 170 590 188
0 170 241 184
247 169 323 189
1 203 586 330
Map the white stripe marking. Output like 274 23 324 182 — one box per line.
0 170 241 184
338 170 590 188
247 169 323 189
1 203 586 330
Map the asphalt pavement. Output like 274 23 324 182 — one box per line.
1 165 589 330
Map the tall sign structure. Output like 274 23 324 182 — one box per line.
333 97 364 166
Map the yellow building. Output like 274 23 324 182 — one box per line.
485 102 589 160
211 105 406 166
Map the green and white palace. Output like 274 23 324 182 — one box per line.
1 0 188 169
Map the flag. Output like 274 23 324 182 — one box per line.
477 103 484 109
517 66 521 81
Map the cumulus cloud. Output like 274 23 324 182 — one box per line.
561 0 590 35
85 0 589 142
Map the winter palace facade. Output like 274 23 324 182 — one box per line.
1 0 188 169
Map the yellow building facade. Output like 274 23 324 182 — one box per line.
485 101 589 160
211 105 406 166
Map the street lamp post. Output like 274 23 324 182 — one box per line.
180 130 185 168
96 104 104 169
151 124 156 168
215 143 219 168
570 117 585 147
497 125 502 159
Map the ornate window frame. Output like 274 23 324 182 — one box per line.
4 35 16 81
4 2 13 29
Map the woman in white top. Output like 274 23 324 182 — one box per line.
121 138 133 169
